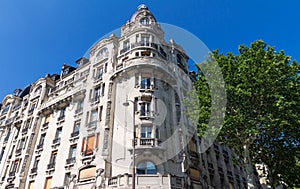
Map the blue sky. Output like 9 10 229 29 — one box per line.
0 0 299 101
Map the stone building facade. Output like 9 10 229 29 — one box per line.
0 4 257 189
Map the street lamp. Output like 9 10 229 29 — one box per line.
123 98 136 189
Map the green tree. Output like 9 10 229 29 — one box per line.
195 40 300 188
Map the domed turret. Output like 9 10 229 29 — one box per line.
129 4 157 25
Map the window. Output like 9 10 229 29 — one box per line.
90 110 98 123
34 85 42 95
140 17 150 25
101 84 105 96
0 147 5 161
1 104 11 114
141 126 152 138
95 67 104 80
76 100 84 113
92 87 101 102
96 48 108 59
123 40 130 50
141 35 150 46
140 102 151 116
67 145 77 164
48 151 57 169
64 172 71 186
71 121 80 137
17 138 26 150
69 145 77 158
141 77 151 89
53 127 62 144
10 159 20 174
58 107 66 120
81 134 100 156
31 156 40 173
28 103 35 114
99 106 103 121
177 54 183 65
44 177 52 189
136 161 156 174
39 133 46 147
33 156 40 168
56 127 62 139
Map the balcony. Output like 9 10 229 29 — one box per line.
107 174 184 188
93 74 103 82
91 96 100 105
70 131 79 138
15 148 22 155
1 108 10 115
218 167 224 175
31 167 38 174
47 163 55 170
28 108 34 115
22 127 29 134
8 171 15 177
66 157 76 165
3 136 10 143
37 143 44 150
42 122 49 129
139 111 153 119
189 150 200 159
74 108 83 115
82 149 93 157
12 103 21 111
119 42 167 59
53 138 61 144
86 121 97 130
135 138 161 148
57 116 65 122
5 117 15 125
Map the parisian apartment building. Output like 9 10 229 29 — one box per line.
0 4 261 189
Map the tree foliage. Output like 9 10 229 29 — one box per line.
195 40 300 188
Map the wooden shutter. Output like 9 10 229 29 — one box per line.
190 168 200 181
45 114 50 123
44 177 52 189
81 138 86 152
87 136 95 151
189 139 196 152
28 181 34 189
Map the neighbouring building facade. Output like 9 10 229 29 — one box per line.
0 5 259 189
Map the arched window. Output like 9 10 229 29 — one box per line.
34 85 42 95
136 161 156 174
96 48 108 59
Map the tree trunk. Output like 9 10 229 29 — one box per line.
243 143 257 189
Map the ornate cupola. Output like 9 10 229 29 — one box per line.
121 4 163 38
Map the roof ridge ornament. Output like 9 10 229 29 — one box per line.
137 4 148 10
